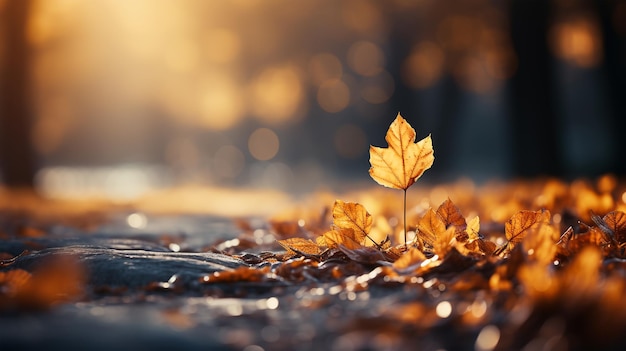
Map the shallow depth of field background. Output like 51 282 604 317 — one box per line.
1 0 625 200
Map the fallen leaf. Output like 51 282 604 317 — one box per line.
332 200 374 246
277 237 321 256
523 223 558 265
320 228 361 250
465 216 480 241
598 211 626 243
497 210 551 254
436 198 467 232
393 247 427 269
432 227 456 258
417 208 446 248
338 245 386 265
368 113 434 190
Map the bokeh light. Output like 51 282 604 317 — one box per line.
317 79 350 113
248 128 280 161
249 65 304 124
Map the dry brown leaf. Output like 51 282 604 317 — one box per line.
332 200 373 245
565 226 612 255
459 216 495 256
523 223 558 265
277 237 322 256
338 245 386 265
368 217 392 249
432 227 456 258
417 208 446 248
368 113 434 190
436 198 467 231
321 228 361 250
393 247 427 269
504 209 551 246
600 211 626 243
465 216 480 241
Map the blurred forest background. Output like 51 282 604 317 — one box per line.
0 0 625 199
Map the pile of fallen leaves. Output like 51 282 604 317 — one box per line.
213 114 626 349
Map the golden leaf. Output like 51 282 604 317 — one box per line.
466 216 480 241
523 223 558 265
436 198 467 230
277 237 321 256
417 208 446 248
460 216 495 256
368 113 434 190
393 247 427 269
505 210 551 245
332 200 372 245
432 227 456 258
321 228 361 250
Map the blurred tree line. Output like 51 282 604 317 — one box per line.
1 0 625 189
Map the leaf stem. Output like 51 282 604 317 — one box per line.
404 189 407 250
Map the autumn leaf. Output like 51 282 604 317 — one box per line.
465 216 480 241
495 209 551 255
437 198 467 231
368 113 434 190
522 222 558 265
320 228 361 250
368 113 434 249
277 237 322 256
393 247 427 269
592 210 626 245
417 208 446 248
339 245 386 265
432 227 456 258
459 216 495 256
332 200 377 247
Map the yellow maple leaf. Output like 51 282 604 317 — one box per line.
368 113 434 190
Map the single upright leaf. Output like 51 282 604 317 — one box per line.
332 200 372 244
368 113 434 190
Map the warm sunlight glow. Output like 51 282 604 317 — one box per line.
249 65 304 124
205 28 241 64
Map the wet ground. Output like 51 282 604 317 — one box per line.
0 211 481 351
3 206 626 351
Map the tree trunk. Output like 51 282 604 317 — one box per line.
509 0 562 177
0 0 36 188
